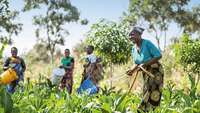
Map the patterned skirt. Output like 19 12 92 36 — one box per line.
138 63 164 112
60 69 73 94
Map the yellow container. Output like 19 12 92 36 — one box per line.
0 68 18 84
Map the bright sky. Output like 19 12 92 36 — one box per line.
3 0 129 56
3 0 200 57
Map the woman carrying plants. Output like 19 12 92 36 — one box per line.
78 45 103 94
81 45 103 85
126 27 164 112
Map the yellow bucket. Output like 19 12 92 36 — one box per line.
0 68 18 84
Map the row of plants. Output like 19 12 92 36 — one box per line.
0 76 199 113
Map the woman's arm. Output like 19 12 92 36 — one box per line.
65 62 74 70
70 58 75 70
142 55 162 67
127 55 161 76
21 58 26 72
3 58 10 70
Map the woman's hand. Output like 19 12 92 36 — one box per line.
126 69 134 76
3 66 9 70
59 65 72 70
126 65 139 76
59 65 64 68
83 64 88 68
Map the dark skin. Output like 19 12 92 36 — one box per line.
126 31 162 76
11 50 17 58
3 49 19 70
64 49 70 57
86 46 93 55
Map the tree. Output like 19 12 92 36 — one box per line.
174 34 200 98
26 43 51 63
23 0 81 63
125 0 192 50
86 19 132 86
0 0 22 58
174 5 200 34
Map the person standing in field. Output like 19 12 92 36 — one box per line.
126 27 164 112
81 45 103 88
59 49 74 94
3 47 26 93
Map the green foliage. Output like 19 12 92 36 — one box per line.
158 80 200 113
173 34 200 98
86 19 132 65
0 0 22 34
0 39 9 59
0 76 136 113
0 78 199 113
0 0 22 47
174 34 200 74
0 86 13 113
0 0 22 72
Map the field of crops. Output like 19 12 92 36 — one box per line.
0 51 200 113
0 76 200 113
1 0 200 112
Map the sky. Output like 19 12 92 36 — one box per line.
3 0 129 56
2 0 200 57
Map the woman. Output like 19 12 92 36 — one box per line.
3 47 26 93
126 27 164 112
81 45 103 85
60 49 74 94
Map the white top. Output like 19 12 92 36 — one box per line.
86 54 97 63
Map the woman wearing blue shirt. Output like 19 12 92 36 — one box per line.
126 27 164 112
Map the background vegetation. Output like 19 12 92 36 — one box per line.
0 0 200 112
